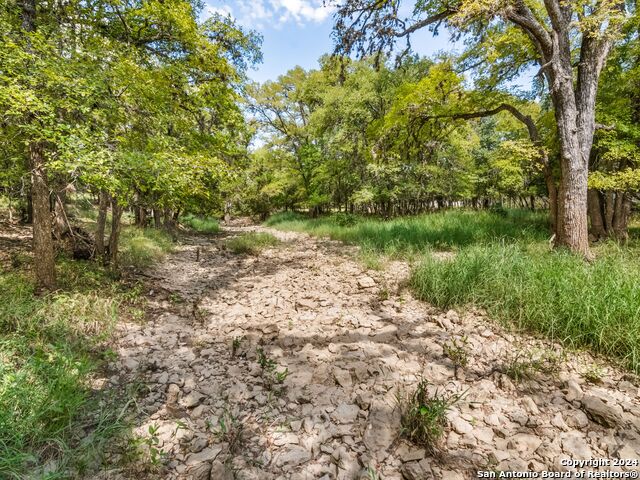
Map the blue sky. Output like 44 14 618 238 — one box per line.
203 0 459 83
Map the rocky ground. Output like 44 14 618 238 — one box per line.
101 225 640 479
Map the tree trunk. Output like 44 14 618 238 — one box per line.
134 206 147 227
153 208 162 228
587 189 607 240
550 71 592 257
29 143 56 290
612 192 630 241
95 190 108 262
52 180 70 240
20 0 55 288
163 208 172 230
108 197 123 268
604 191 615 233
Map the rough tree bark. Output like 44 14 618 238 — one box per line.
511 0 618 257
587 189 607 240
29 143 56 290
153 208 162 228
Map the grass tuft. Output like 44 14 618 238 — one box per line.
181 214 220 234
120 227 174 268
225 232 280 255
397 380 465 452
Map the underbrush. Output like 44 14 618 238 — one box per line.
0 259 142 478
411 243 640 372
180 214 220 234
120 227 174 268
225 232 280 255
265 209 549 256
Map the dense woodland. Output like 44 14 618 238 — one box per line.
1 0 261 289
0 0 638 291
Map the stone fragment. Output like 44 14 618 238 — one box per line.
186 446 222 465
357 276 376 288
333 368 353 388
332 403 360 424
363 400 401 462
582 394 624 427
210 460 233 480
188 461 211 480
450 416 473 435
561 432 593 459
507 434 542 457
273 432 299 446
181 391 205 408
275 446 312 467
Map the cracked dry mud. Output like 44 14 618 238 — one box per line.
101 226 640 480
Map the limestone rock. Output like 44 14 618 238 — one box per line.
357 276 376 288
363 400 401 462
582 394 623 427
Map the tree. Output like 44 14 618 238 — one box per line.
1 1 260 284
333 0 631 256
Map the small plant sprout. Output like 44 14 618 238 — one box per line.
364 465 380 480
256 347 277 371
583 363 604 384
255 347 289 393
443 335 470 378
214 408 244 453
274 368 289 384
503 345 564 383
398 379 466 452
168 292 183 304
231 336 245 357
145 423 166 465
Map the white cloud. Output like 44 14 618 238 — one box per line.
274 0 333 23
205 0 334 29
206 4 234 17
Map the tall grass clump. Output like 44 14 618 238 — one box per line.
266 209 549 257
0 260 131 478
181 214 220 234
120 227 174 268
410 244 640 372
225 232 280 254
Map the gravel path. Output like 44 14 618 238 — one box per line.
102 226 640 479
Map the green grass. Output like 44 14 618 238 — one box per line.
410 242 640 372
268 209 640 373
265 209 549 257
0 259 140 478
225 232 280 255
120 227 174 269
180 214 220 234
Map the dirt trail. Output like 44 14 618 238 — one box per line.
105 226 640 479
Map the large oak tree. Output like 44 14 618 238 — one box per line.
332 0 630 256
